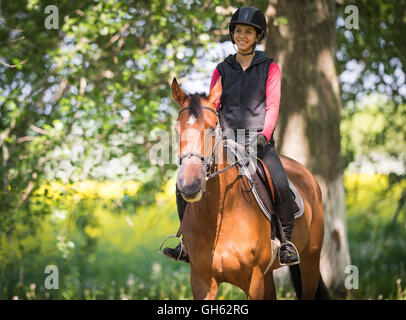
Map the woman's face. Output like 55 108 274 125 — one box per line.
233 24 260 53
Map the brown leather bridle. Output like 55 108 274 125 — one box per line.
177 105 251 181
177 105 220 169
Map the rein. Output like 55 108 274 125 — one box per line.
178 105 250 181
177 105 275 224
169 102 280 266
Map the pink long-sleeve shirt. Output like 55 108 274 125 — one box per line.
209 62 281 142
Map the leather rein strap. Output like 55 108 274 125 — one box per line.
178 105 218 167
177 105 248 179
176 104 290 258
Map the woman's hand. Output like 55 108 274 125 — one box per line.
249 133 268 153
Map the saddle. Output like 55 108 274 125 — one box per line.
218 112 303 236
238 151 304 241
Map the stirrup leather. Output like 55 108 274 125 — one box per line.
158 234 186 261
278 241 300 266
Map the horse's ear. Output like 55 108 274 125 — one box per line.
172 78 187 107
208 78 222 107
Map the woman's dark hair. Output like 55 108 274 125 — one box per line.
253 26 262 38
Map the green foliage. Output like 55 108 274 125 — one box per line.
337 0 406 106
0 0 230 264
0 0 261 299
0 180 248 299
1 0 405 300
345 174 406 299
0 175 404 300
337 1 406 190
340 94 406 169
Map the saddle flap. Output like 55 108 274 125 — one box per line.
248 158 276 222
255 158 304 220
255 158 276 204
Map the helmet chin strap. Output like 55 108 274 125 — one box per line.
233 42 256 56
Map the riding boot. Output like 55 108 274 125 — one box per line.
276 198 300 265
162 189 189 263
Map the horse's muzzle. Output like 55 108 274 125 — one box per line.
177 176 205 202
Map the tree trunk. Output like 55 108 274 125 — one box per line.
265 0 351 296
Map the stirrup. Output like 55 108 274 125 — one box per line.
158 234 186 261
278 241 300 267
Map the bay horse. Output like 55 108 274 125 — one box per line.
171 77 328 300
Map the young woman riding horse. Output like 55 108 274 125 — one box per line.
164 6 300 265
162 6 327 300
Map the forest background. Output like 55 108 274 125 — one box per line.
0 0 405 299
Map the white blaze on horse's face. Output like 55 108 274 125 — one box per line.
186 115 196 125
182 128 202 157
175 92 219 202
177 122 207 202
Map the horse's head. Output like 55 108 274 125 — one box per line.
172 77 222 202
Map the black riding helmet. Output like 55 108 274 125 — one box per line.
229 6 267 44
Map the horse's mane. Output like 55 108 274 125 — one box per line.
187 93 207 119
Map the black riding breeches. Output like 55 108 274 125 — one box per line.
257 143 299 233
257 143 291 206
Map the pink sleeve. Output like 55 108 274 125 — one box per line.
209 68 221 110
260 62 281 142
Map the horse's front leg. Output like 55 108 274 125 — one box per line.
190 264 218 300
246 266 266 300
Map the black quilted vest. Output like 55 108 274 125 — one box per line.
216 51 273 133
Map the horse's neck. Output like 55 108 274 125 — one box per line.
215 139 242 188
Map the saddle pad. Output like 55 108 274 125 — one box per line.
251 160 304 221
288 179 304 219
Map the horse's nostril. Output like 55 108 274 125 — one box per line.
178 177 203 198
189 177 202 193
178 176 185 188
